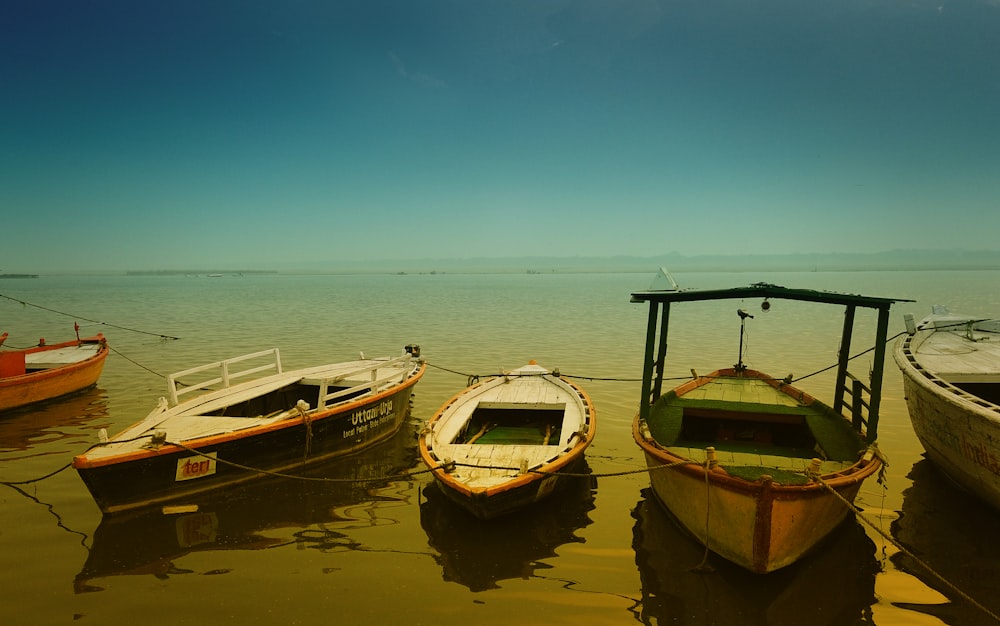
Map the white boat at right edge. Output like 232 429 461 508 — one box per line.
894 306 1000 511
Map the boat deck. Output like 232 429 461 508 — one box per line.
681 375 802 406
25 343 103 369
911 327 1000 384
434 372 584 446
432 442 557 486
649 374 866 471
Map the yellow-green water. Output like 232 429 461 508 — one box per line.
2 270 999 625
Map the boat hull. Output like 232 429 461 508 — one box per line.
633 370 881 573
76 420 420 591
637 440 871 573
0 335 108 412
895 334 1000 511
74 365 422 514
431 453 589 520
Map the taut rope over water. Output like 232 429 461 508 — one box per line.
0 292 180 340
811 472 1000 624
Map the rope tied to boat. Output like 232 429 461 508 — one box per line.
692 456 715 573
155 438 443 483
0 292 180 340
296 400 313 459
869 443 889 485
424 335 910 386
811 472 1000 624
440 457 701 479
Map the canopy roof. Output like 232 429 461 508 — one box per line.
631 282 911 309
630 281 913 442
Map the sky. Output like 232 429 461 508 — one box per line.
2 0 999 272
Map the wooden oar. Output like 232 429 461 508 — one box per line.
467 422 493 444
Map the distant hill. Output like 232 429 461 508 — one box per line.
271 249 1000 274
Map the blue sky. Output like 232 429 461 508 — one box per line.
2 0 998 271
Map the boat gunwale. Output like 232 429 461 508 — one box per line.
0 334 109 411
633 427 880 497
0 334 108 385
429 435 593 498
895 331 1000 417
423 369 594 450
633 368 881 494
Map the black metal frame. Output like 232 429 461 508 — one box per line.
630 283 911 442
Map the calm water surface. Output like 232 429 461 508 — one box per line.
2 270 1000 625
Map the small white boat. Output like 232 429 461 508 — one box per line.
419 361 596 520
894 306 1000 511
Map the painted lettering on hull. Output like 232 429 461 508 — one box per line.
342 399 396 439
913 390 1000 477
175 452 218 482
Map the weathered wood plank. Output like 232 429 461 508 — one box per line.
24 344 102 368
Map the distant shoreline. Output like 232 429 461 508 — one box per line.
124 270 279 276
8 249 1000 276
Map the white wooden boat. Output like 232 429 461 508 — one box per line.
74 345 424 514
631 283 905 573
0 330 108 412
894 306 1000 511
419 361 596 520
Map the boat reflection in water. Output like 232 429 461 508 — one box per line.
75 420 422 593
0 386 108 451
419 463 596 592
632 488 879 625
891 458 1000 625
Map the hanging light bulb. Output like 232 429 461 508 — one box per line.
761 298 771 312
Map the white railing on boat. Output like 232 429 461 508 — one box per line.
167 348 283 406
314 354 414 409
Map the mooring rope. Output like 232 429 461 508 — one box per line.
4 433 996 622
0 292 180 340
425 361 646 383
440 457 698 479
0 462 74 486
811 472 1000 624
423 332 908 387
4 331 990 616
0 432 168 487
107 344 169 378
692 458 715 572
157 438 442 483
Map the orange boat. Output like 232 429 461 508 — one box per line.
0 329 109 412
